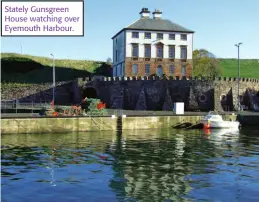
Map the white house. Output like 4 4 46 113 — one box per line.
112 8 195 77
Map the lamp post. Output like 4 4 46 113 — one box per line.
50 54 55 106
235 42 242 112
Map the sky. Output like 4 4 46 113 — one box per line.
1 0 259 61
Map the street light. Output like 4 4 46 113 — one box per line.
235 42 242 112
50 54 55 106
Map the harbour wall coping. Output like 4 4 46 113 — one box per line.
1 114 243 134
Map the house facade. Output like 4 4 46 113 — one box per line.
112 8 194 77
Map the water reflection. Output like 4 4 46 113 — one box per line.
2 128 259 201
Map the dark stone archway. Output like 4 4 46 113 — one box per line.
82 87 97 99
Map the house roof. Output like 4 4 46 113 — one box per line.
112 18 194 39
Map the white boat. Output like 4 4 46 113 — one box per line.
202 111 240 129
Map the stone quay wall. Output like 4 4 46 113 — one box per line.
3 76 258 113
80 76 259 112
4 113 256 135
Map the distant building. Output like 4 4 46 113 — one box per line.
112 8 194 77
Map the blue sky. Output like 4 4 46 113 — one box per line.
1 0 259 60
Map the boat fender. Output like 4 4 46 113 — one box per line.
203 122 210 129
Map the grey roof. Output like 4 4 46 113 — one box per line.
112 18 194 39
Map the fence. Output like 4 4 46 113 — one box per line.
1 100 244 117
1 100 52 114
1 100 125 117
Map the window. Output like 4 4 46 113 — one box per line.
113 66 116 76
145 64 150 75
145 45 151 58
132 64 138 75
116 38 117 44
157 45 163 58
122 63 125 76
132 44 139 57
145 32 151 39
132 32 139 38
169 33 175 40
181 64 186 76
169 64 174 75
117 64 121 76
180 46 187 59
169 46 175 59
181 34 187 40
116 50 118 62
157 33 163 39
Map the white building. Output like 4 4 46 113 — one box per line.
112 8 195 77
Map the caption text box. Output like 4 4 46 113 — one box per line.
1 0 84 36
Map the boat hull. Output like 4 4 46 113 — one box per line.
202 120 240 129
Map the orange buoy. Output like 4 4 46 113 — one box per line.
203 121 211 129
203 128 211 135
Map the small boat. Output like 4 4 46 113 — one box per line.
202 111 240 129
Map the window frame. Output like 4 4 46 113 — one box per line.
168 45 175 59
144 32 151 39
180 34 187 41
156 43 164 58
132 44 139 57
132 64 138 75
181 64 186 76
144 44 151 58
145 64 150 75
169 33 175 40
132 32 139 38
157 33 163 39
169 64 174 75
180 46 187 59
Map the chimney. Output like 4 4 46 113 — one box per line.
152 9 162 19
139 8 150 18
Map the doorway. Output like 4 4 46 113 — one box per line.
156 65 163 76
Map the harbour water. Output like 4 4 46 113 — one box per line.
1 128 259 202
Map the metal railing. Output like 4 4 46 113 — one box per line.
1 100 51 110
1 100 125 117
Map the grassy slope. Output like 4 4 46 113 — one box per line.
219 58 259 79
1 53 259 85
1 53 112 84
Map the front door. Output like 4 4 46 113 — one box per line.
156 65 163 76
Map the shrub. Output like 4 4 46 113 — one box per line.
83 98 108 116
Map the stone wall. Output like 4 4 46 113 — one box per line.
2 80 81 105
3 76 259 112
0 116 205 134
125 58 192 77
1 114 243 134
1 117 117 134
80 76 259 112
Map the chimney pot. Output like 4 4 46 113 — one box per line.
139 7 150 18
152 9 162 19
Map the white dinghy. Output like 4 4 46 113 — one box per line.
202 111 240 129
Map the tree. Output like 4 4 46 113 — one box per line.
106 57 112 64
193 49 221 77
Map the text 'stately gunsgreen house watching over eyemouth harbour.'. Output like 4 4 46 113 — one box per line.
4 5 70 14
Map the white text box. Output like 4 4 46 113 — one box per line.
1 1 84 36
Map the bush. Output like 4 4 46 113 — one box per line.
84 98 108 116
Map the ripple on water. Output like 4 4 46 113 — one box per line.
1 130 259 201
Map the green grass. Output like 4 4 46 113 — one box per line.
1 53 259 87
219 58 259 79
1 53 112 84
